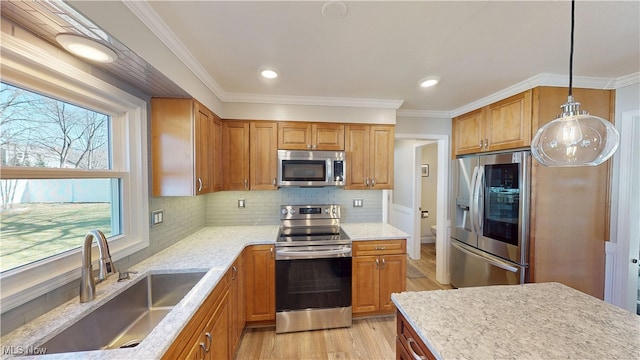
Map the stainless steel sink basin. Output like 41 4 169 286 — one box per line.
40 272 206 354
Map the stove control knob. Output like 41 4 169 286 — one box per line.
324 208 330 214
281 208 289 216
290 208 296 214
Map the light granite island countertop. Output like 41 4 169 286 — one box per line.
392 282 640 360
1 222 408 359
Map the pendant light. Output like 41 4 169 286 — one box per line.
531 0 619 167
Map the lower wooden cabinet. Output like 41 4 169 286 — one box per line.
162 272 230 360
352 240 406 316
229 252 245 355
396 311 436 360
244 244 276 323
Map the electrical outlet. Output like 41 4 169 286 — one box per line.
151 209 164 226
238 199 246 208
353 199 363 207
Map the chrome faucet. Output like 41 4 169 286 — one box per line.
79 230 116 303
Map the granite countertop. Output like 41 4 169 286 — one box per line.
1 223 408 359
392 282 640 360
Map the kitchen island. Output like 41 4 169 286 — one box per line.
1 223 407 359
392 282 640 359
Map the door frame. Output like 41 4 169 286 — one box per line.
394 133 450 285
605 109 640 313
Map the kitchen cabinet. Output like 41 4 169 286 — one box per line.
151 98 216 196
250 121 278 189
528 86 614 299
278 122 344 150
229 252 245 355
396 311 436 360
162 271 230 360
222 120 250 190
452 90 532 156
223 120 278 190
244 245 275 323
212 116 223 192
345 125 394 190
352 240 406 316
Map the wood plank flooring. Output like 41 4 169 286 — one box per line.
234 244 452 360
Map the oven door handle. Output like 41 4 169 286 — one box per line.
276 248 352 259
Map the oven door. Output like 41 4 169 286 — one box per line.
275 254 352 312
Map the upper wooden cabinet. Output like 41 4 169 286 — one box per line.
452 90 532 156
345 125 394 190
278 122 345 150
250 122 278 190
212 117 223 192
151 98 217 196
223 120 278 191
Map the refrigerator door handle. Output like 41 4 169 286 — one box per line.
451 240 519 273
469 165 480 234
476 165 485 234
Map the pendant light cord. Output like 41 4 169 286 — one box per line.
569 0 574 97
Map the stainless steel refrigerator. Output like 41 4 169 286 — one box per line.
450 150 531 287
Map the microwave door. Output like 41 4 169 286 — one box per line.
452 156 479 247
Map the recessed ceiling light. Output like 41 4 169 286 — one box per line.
419 76 440 88
261 69 279 79
56 33 118 63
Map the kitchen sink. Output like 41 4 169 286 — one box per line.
39 271 206 354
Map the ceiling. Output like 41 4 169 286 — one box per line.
3 1 639 116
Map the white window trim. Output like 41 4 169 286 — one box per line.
0 29 149 312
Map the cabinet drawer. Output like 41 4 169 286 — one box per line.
353 240 406 256
397 311 436 360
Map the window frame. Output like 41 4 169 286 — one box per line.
0 28 149 312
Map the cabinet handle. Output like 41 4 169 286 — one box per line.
479 140 483 148
270 246 274 259
307 144 312 149
484 138 488 148
312 144 317 149
365 178 369 187
197 178 203 192
204 332 212 352
406 338 427 360
231 265 237 280
272 177 277 186
198 342 206 360
244 178 248 190
381 258 386 270
374 246 386 250
371 178 376 187
375 258 379 269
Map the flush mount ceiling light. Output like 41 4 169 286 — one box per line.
56 33 118 63
531 0 619 167
260 69 279 79
418 76 440 88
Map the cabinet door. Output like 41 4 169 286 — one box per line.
151 98 196 196
369 125 394 189
277 122 312 150
345 125 370 190
229 255 245 355
379 254 406 312
352 255 379 314
245 245 275 322
312 123 344 150
195 102 212 194
250 122 278 190
212 117 223 192
222 121 250 190
452 108 484 156
486 90 532 151
206 290 230 360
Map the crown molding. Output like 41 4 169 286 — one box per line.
227 93 404 109
615 72 640 88
396 109 452 118
123 1 229 101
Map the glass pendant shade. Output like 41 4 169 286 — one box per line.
531 96 620 167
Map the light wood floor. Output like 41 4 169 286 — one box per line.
234 244 452 360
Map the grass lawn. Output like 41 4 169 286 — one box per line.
0 203 112 272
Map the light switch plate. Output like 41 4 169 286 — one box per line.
151 209 164 226
353 199 363 207
238 199 246 208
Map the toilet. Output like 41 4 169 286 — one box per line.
430 225 437 237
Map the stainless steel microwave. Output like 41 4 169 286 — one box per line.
277 150 345 187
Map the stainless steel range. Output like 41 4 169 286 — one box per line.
275 204 352 334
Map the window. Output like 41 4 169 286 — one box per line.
0 30 148 311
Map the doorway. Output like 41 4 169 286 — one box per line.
390 135 450 285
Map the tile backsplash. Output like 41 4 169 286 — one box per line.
205 188 383 225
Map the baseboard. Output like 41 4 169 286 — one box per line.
421 236 435 244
